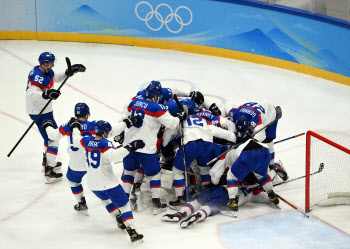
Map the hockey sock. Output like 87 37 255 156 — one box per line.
119 203 135 229
199 166 211 187
268 142 275 165
69 181 85 202
197 206 211 221
173 167 185 197
149 172 161 199
134 168 144 184
122 170 136 195
102 200 120 217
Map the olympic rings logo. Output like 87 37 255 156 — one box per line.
135 1 193 33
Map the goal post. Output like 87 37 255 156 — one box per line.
305 130 350 213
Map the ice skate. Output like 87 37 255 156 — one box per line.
168 196 186 211
180 212 201 228
267 190 280 205
161 212 186 222
270 160 288 181
44 166 63 184
152 198 167 215
74 197 89 216
126 227 144 244
116 214 126 230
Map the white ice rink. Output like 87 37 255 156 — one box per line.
0 40 350 249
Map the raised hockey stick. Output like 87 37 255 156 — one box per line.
276 194 309 217
274 132 305 145
173 94 190 203
8 57 72 157
273 163 324 187
206 106 282 166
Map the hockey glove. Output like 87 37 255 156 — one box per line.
123 115 142 128
124 140 145 153
42 119 54 131
161 143 175 159
68 117 81 130
42 89 61 100
114 131 125 144
65 64 86 77
174 105 188 121
209 103 221 116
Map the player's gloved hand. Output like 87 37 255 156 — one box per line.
65 64 86 77
42 119 54 131
189 91 204 105
267 190 279 205
174 105 188 121
42 89 61 100
236 132 251 144
228 195 240 212
68 117 81 130
114 131 125 144
123 115 142 128
124 140 145 153
161 143 174 159
209 103 221 116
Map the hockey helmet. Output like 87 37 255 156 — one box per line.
95 120 112 136
38 52 55 66
145 81 162 102
75 103 90 118
235 112 252 134
190 91 204 106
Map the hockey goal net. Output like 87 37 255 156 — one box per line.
305 130 350 212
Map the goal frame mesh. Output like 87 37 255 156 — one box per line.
305 130 350 212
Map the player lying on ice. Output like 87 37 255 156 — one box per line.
161 138 280 228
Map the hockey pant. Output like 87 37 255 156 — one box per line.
92 185 135 229
122 152 161 199
227 147 272 198
66 167 87 202
173 140 221 196
29 112 59 167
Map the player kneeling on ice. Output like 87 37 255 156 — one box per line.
70 119 145 243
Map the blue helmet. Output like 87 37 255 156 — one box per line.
95 120 112 136
75 103 90 117
145 81 162 102
235 113 252 134
38 52 55 66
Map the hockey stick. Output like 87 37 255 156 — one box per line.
273 163 324 187
173 94 190 203
8 57 72 157
276 194 309 217
206 106 282 166
274 133 305 145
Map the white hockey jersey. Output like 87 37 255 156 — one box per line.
123 98 180 154
72 129 129 191
26 66 66 114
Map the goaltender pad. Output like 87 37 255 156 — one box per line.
305 130 350 212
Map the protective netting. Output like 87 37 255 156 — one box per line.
308 130 350 210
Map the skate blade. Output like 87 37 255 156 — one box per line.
78 210 89 216
180 217 196 228
161 216 180 222
45 177 63 184
220 210 238 218
168 205 184 211
153 207 167 215
132 238 144 245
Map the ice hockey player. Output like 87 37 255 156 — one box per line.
26 52 85 182
42 103 142 213
209 138 280 217
162 111 237 210
216 100 288 181
70 119 145 243
121 82 187 215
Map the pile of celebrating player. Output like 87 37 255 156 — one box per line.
26 52 289 244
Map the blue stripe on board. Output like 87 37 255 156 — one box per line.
210 0 350 29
